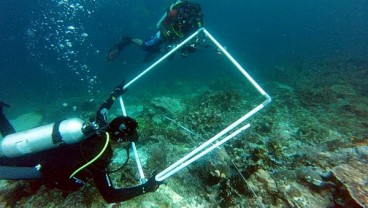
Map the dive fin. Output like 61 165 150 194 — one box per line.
107 37 132 62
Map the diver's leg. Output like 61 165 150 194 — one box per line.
141 31 164 52
0 102 15 137
132 39 143 46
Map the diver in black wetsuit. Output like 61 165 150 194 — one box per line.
0 82 162 203
107 0 203 62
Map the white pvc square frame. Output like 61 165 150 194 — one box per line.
118 28 271 182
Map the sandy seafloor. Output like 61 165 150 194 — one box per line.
1 0 368 207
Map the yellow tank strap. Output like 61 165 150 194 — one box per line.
171 25 184 38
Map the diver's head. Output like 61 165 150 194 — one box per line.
107 116 138 142
168 9 178 19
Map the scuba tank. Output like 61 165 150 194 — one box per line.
1 118 86 158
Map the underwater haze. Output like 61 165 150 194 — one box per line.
1 0 367 107
1 0 368 207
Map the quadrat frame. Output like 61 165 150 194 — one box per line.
117 28 272 183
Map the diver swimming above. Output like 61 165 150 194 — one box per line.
107 0 203 62
0 81 162 203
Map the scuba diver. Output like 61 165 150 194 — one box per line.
0 81 162 203
107 0 203 62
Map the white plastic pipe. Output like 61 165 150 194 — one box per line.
156 104 264 180
118 96 146 183
163 116 197 136
131 142 147 184
119 96 127 116
203 29 268 97
123 28 204 90
117 28 272 182
156 124 251 181
155 29 272 180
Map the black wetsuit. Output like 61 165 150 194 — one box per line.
108 1 203 62
0 93 159 203
141 1 203 60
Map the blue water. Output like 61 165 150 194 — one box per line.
1 0 367 117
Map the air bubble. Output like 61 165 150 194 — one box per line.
26 0 101 95
66 41 72 47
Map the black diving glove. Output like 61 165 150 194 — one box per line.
142 173 163 193
111 80 126 98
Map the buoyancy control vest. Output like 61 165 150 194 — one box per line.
164 1 203 41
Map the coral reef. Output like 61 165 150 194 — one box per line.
151 96 185 116
330 84 357 96
181 90 250 137
331 161 368 207
2 58 368 207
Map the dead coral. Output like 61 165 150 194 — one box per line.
182 90 249 137
246 169 280 206
297 87 334 106
0 180 41 207
190 148 232 186
296 122 330 144
145 138 170 171
331 161 368 208
151 96 185 116
330 84 357 96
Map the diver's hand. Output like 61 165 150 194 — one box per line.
143 173 163 193
112 80 126 97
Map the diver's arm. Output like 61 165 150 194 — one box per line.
96 81 126 126
156 0 182 29
156 12 167 30
0 166 41 180
91 169 161 203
